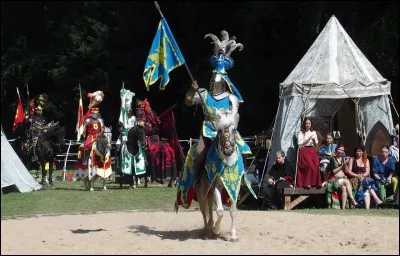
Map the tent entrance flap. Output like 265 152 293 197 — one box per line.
335 98 359 152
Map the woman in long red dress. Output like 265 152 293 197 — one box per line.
296 117 322 188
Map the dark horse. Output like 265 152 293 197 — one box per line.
126 125 150 187
126 125 177 188
22 125 66 187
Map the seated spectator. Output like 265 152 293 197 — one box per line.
390 123 399 206
372 145 398 202
390 124 399 174
318 133 337 183
345 145 382 209
324 145 358 209
261 150 294 210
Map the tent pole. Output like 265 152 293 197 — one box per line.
63 140 72 181
257 87 285 196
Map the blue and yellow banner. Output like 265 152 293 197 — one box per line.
143 18 185 90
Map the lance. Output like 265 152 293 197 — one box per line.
153 1 211 118
78 82 90 180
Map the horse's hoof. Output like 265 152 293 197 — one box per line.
213 227 221 236
228 237 239 242
90 188 94 191
103 187 107 191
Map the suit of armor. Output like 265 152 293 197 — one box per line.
83 110 104 152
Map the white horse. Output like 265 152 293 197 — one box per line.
83 126 113 191
199 109 242 241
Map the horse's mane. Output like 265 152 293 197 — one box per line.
214 111 240 131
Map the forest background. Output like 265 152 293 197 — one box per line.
1 1 398 140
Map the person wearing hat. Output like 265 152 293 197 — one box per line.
82 107 104 165
185 30 251 188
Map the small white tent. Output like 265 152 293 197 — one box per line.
1 127 42 193
268 15 395 170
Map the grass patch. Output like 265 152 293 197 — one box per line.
1 170 193 218
290 208 399 217
2 170 398 218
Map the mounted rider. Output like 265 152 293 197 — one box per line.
117 88 146 177
185 30 252 187
24 94 58 161
81 91 105 165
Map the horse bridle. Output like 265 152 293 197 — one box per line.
218 126 235 151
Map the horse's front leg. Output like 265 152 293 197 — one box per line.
207 189 214 231
40 162 48 186
102 177 107 190
213 180 224 236
90 176 95 191
229 199 238 241
130 174 136 189
48 160 54 187
84 177 90 191
195 182 208 232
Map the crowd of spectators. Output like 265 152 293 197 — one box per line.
252 118 399 210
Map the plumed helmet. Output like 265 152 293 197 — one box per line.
87 91 104 109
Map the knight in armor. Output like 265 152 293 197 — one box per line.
185 30 251 187
31 95 46 143
82 107 104 164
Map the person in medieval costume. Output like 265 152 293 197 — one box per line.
81 91 105 165
118 88 146 182
28 94 53 161
185 30 252 187
136 98 159 159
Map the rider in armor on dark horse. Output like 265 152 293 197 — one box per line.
23 94 51 162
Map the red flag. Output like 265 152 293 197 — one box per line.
158 108 185 172
13 87 24 133
76 96 84 141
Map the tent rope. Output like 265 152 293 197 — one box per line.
376 83 399 119
340 86 368 145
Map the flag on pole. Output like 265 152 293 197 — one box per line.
76 88 84 141
13 87 24 132
143 18 185 91
158 108 185 172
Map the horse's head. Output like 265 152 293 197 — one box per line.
123 90 135 115
42 124 66 147
103 126 112 149
214 109 239 157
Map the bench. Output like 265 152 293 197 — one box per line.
282 187 325 210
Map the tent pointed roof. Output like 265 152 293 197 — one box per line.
280 15 390 99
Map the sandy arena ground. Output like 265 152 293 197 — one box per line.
1 210 399 255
